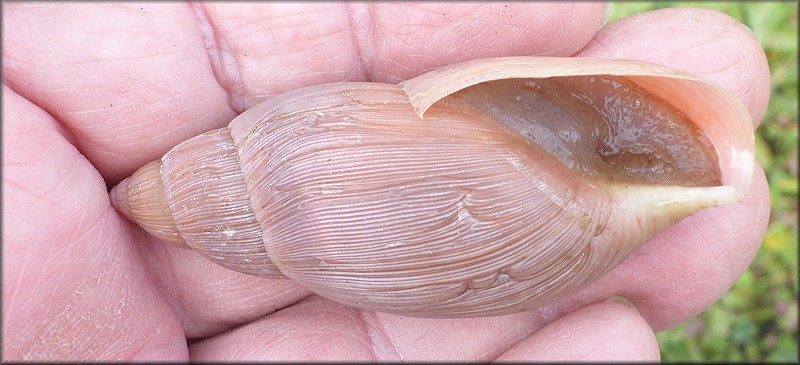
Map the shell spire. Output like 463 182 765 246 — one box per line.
110 160 188 248
111 128 285 277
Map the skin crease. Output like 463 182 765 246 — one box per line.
2 2 771 362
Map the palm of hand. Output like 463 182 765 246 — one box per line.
3 3 770 361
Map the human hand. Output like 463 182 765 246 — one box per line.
3 2 770 361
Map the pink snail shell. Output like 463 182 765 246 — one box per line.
110 57 754 318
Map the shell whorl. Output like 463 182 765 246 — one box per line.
111 128 282 276
110 57 752 317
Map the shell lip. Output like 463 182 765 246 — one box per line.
399 56 705 118
400 56 756 196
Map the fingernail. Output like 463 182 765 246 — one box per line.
600 1 611 27
605 295 640 314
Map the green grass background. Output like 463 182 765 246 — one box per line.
607 2 798 362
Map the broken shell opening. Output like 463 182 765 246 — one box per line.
401 57 755 196
434 75 722 189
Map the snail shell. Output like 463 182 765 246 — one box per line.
110 57 754 317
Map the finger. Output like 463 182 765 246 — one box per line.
582 165 770 332
494 301 660 361
197 1 606 101
2 2 237 185
189 296 551 361
1 86 185 361
361 2 607 82
191 2 369 110
189 297 380 361
137 240 312 339
577 7 770 126
561 8 771 332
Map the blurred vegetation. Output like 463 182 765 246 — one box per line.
607 1 798 362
